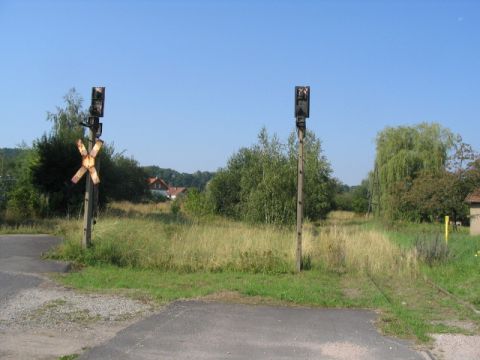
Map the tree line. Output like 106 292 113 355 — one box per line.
3 89 477 226
0 89 342 225
184 122 480 226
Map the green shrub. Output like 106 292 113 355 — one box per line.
301 254 312 270
5 184 42 221
170 200 181 217
183 188 213 217
415 234 450 266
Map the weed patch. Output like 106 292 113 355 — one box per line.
415 234 450 266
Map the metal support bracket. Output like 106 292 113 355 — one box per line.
79 117 102 138
296 117 306 130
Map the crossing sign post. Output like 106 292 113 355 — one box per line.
71 139 103 185
71 87 105 249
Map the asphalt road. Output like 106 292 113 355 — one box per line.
0 234 69 302
81 301 428 360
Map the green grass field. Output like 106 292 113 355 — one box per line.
2 203 479 343
385 222 480 307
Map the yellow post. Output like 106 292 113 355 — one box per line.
445 216 449 244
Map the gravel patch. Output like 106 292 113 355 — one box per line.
0 285 153 331
431 334 480 360
0 279 158 359
319 341 370 360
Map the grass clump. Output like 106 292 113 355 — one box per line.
415 234 450 266
305 224 418 277
58 354 79 360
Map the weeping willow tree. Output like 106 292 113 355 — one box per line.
372 123 455 220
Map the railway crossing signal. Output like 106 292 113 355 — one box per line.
70 87 105 249
295 86 310 273
90 87 105 118
71 139 103 185
295 86 310 119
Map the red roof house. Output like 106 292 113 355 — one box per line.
147 177 187 200
147 177 169 197
167 186 187 200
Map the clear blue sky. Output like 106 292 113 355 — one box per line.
1 0 479 185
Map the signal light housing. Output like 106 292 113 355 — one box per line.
294 86 310 118
90 87 105 117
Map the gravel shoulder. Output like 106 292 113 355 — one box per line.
429 334 480 360
0 276 158 360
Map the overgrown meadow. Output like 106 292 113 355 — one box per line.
3 202 478 342
50 204 417 276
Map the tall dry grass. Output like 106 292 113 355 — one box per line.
327 210 358 221
53 205 418 277
104 201 171 216
54 217 294 273
304 224 418 277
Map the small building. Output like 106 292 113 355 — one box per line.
465 188 480 235
147 177 187 200
167 186 187 200
147 177 169 198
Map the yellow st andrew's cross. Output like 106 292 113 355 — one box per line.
71 139 103 185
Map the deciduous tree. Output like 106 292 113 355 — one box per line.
207 127 334 224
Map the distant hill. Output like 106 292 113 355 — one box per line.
0 148 26 160
0 148 29 177
1 149 216 190
143 166 215 190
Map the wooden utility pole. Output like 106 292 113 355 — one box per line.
93 155 101 220
75 87 105 249
82 122 96 248
294 86 310 273
296 120 305 272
